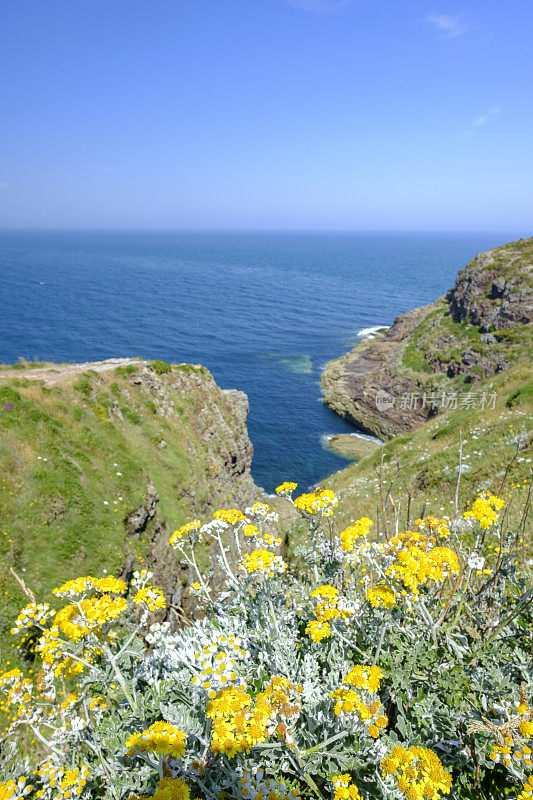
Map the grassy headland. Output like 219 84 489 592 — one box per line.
0 359 258 673
306 238 533 552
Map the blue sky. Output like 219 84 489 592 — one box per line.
0 0 532 230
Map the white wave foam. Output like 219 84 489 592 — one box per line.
357 325 389 340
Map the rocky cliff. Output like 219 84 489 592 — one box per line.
321 237 533 439
0 359 260 639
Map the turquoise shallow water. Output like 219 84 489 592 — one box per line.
0 230 518 491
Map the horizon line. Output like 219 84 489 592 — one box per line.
0 226 530 235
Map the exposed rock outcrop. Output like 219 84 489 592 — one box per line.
117 364 259 618
321 237 533 439
321 304 435 439
448 242 533 330
0 359 261 628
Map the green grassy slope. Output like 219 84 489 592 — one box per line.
0 360 257 673
319 362 532 543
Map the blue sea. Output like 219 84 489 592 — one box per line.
0 230 520 491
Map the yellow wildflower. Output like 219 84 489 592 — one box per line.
0 778 32 800
366 584 396 609
294 488 338 516
310 585 339 600
275 482 297 495
340 518 373 551
152 778 190 800
126 721 187 757
381 745 452 798
305 620 331 642
239 550 286 577
331 775 362 800
213 509 246 524
464 493 505 529
169 520 201 546
133 586 166 611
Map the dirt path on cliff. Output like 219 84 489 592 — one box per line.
0 357 148 387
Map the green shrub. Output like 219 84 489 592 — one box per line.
151 360 172 375
115 365 139 376
175 364 208 375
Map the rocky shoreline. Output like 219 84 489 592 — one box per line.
321 237 533 439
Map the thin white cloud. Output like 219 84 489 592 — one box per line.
466 107 501 135
426 13 468 38
285 0 352 13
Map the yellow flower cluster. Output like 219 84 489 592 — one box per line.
305 619 331 642
344 664 384 692
89 695 106 712
381 745 452 799
55 595 127 641
330 665 388 738
386 539 459 595
10 602 56 634
0 669 23 690
169 519 201 545
126 721 187 758
294 488 338 516
331 774 362 800
387 530 435 553
35 628 86 680
0 777 32 800
34 763 90 799
518 776 533 800
275 482 297 495
206 677 302 758
92 576 128 594
306 585 352 642
214 509 246 524
490 740 533 768
239 549 287 577
59 692 78 711
463 492 505 529
133 586 166 611
151 778 190 800
260 676 302 745
415 516 451 539
330 688 388 738
53 576 126 598
340 517 373 552
366 583 396 609
310 584 338 600
206 686 270 757
0 670 33 709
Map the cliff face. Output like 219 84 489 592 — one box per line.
321 237 533 439
447 241 533 330
0 359 260 635
321 304 435 439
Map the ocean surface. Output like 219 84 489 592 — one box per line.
0 230 520 491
